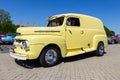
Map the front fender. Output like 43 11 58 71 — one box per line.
32 35 67 58
15 35 67 58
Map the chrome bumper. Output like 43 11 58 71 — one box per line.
9 48 27 60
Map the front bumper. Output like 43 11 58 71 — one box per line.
9 48 27 60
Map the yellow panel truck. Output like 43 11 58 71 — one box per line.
10 13 108 67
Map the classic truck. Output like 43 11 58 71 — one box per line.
10 13 108 67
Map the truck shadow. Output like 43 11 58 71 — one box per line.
62 52 96 62
15 52 100 69
63 52 106 63
15 59 41 69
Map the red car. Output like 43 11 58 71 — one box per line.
0 34 5 43
116 35 120 43
111 35 120 44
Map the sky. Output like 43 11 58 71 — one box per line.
0 0 120 34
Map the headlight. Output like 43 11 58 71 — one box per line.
22 41 29 49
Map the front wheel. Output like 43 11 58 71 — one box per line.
39 47 60 67
96 43 105 56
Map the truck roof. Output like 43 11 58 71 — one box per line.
48 13 103 29
50 13 100 20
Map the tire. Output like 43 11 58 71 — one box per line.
40 47 60 67
96 43 105 56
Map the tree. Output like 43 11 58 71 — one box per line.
104 25 115 36
110 30 115 36
0 9 18 34
0 9 11 24
0 21 18 34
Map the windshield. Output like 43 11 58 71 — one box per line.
47 17 64 27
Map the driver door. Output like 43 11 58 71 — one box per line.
65 17 83 50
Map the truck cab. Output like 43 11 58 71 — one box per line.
10 13 108 67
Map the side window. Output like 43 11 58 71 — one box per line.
66 17 80 26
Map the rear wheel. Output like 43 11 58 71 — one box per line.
96 43 105 56
40 47 60 67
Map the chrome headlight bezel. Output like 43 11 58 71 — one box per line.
22 41 29 49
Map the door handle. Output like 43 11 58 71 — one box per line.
68 29 72 34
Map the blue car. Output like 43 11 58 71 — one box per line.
1 33 16 44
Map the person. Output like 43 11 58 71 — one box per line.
71 19 76 26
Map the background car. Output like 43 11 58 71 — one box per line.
1 33 16 44
116 35 120 43
108 35 120 44
108 36 115 44
0 34 5 43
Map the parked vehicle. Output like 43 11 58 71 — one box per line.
0 34 5 43
1 33 16 44
10 13 108 67
108 36 113 44
116 35 120 43
108 35 120 44
108 36 116 44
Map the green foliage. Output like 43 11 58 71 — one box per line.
110 30 115 35
104 25 115 36
0 9 18 34
0 21 18 34
0 9 11 24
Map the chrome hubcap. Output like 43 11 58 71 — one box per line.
99 44 104 55
45 49 57 64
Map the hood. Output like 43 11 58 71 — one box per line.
16 27 62 35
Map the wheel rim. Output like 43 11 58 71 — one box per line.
45 49 57 64
99 44 104 55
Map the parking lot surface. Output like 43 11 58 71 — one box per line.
0 44 120 80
